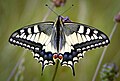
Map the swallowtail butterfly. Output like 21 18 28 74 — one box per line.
9 16 110 76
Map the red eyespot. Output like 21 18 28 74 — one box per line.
53 54 58 59
58 55 63 60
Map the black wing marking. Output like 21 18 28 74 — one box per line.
9 22 56 74
60 22 110 76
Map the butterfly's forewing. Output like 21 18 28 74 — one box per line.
9 22 56 73
60 22 110 75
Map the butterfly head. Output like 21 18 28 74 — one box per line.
58 16 72 23
54 16 71 27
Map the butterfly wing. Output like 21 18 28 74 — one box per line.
9 22 56 73
61 22 110 76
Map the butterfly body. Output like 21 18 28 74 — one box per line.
52 16 64 52
9 16 110 76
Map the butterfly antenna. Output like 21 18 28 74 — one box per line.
60 4 74 15
45 4 59 16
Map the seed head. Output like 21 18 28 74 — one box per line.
51 0 66 7
114 12 120 23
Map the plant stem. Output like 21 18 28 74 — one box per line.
52 60 59 81
92 23 118 81
7 50 26 81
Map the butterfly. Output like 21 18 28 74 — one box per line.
9 15 110 76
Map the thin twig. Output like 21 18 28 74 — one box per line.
52 60 59 81
7 50 26 81
92 23 118 81
14 57 25 81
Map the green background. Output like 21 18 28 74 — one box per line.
0 0 120 81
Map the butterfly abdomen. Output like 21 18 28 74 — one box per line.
55 16 64 52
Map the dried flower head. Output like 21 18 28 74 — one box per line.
100 63 119 81
114 12 120 23
51 0 66 7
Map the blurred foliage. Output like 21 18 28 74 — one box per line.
0 0 120 81
100 63 119 81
